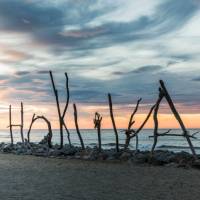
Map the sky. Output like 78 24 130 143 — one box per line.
0 0 200 129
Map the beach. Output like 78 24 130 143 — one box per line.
0 153 199 200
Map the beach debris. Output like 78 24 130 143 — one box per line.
123 98 155 151
94 112 102 152
27 115 53 148
73 103 85 150
4 74 200 165
108 93 119 152
151 80 197 158
8 102 25 145
49 71 71 149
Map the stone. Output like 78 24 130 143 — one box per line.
120 152 132 161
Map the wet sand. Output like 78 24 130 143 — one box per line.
0 153 200 200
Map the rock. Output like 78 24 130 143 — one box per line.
16 148 27 155
98 152 108 161
105 149 122 160
3 144 13 153
62 148 77 156
134 152 149 163
48 149 62 157
39 136 48 145
150 151 176 165
120 152 132 161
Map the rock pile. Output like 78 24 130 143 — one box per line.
0 140 200 169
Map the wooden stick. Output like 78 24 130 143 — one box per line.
159 80 197 157
62 73 70 119
20 102 25 144
108 93 119 152
73 104 85 150
49 71 72 148
63 122 72 147
27 115 53 148
9 105 13 145
27 113 36 142
128 98 142 129
151 89 164 154
94 112 102 152
124 103 155 150
49 71 63 148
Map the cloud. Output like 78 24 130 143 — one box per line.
131 65 163 73
0 0 199 117
0 0 197 51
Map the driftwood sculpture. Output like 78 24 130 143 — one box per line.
27 115 53 148
8 102 25 145
8 105 14 145
151 80 197 158
124 100 155 150
108 93 119 152
94 112 102 152
49 71 71 148
73 104 85 150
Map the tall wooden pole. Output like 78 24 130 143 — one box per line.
108 93 119 152
159 80 196 157
73 104 85 150
49 71 63 148
20 102 25 144
9 105 13 145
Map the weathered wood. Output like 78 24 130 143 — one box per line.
151 88 164 154
128 98 142 130
124 98 141 150
73 104 85 150
124 102 156 150
62 73 70 119
49 71 71 148
20 102 25 144
108 93 119 152
94 112 102 152
49 71 63 148
9 105 13 145
27 115 53 148
27 113 36 142
159 80 197 157
63 122 72 147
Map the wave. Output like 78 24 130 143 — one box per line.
158 145 200 150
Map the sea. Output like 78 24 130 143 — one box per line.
1 129 200 154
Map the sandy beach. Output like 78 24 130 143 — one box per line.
0 154 199 200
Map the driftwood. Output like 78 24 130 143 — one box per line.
9 105 13 145
94 112 102 152
150 80 197 158
27 113 36 142
73 104 85 150
108 93 119 152
124 98 141 150
20 102 24 144
124 102 156 150
8 103 25 145
151 88 164 154
49 71 71 148
27 115 53 148
160 80 196 157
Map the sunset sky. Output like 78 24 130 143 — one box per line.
0 0 200 129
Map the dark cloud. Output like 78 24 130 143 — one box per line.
112 65 163 76
192 77 200 82
15 71 30 76
0 0 198 52
131 65 163 74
